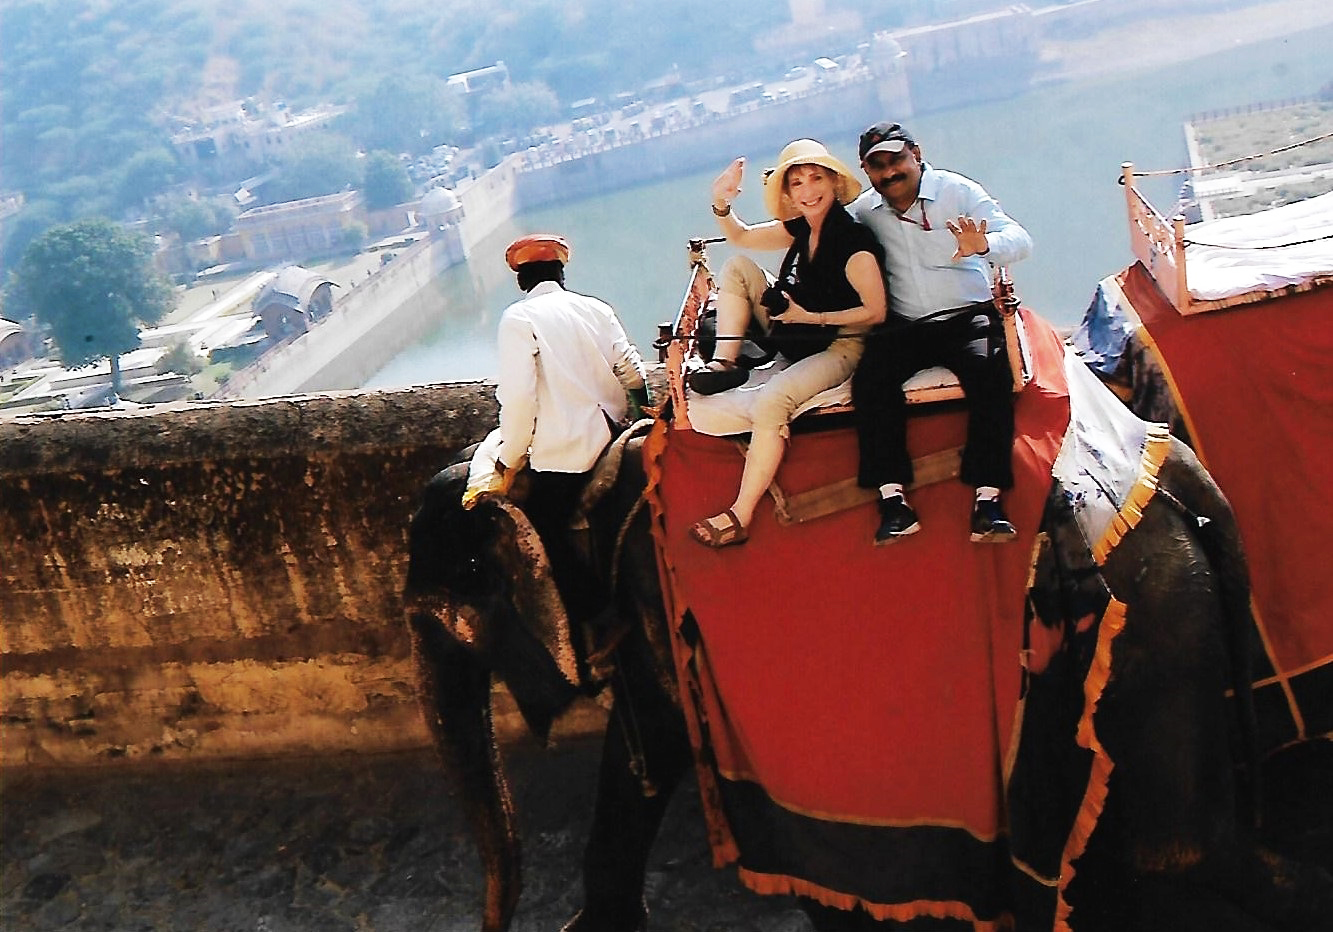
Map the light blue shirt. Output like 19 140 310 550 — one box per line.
850 165 1032 320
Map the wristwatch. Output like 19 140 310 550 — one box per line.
711 202 732 217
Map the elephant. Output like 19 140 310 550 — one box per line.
402 409 1333 932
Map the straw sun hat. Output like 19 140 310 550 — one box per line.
762 139 862 221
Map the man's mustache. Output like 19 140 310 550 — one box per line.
875 173 909 186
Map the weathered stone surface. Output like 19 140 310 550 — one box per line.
1 386 508 768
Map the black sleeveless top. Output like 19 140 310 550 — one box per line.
767 202 886 361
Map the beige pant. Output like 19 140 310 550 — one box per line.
717 255 864 433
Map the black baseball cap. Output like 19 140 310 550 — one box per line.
859 122 915 160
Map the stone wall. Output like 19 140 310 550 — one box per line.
0 388 505 769
217 233 465 399
514 75 910 208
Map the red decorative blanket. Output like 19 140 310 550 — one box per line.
1119 263 1333 743
645 312 1072 925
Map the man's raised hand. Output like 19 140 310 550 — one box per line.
946 216 989 260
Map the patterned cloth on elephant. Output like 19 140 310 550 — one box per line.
644 310 1179 928
1073 261 1333 748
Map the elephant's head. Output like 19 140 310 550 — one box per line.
401 448 581 932
402 430 673 932
405 452 585 744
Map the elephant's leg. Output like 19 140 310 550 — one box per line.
569 684 693 931
409 613 521 932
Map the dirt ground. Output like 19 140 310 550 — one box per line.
2 733 1330 931
0 736 811 932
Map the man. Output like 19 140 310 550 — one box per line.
492 233 650 607
850 121 1033 545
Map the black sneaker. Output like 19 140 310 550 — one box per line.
970 498 1017 543
874 495 921 545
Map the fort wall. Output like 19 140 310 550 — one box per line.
0 388 580 770
513 77 908 207
217 234 466 399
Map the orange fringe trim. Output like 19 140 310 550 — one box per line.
1092 424 1171 565
1053 597 1128 931
736 867 1010 931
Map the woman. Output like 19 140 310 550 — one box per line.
689 139 887 548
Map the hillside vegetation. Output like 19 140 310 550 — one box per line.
0 0 932 273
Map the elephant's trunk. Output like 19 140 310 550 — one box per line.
409 609 521 932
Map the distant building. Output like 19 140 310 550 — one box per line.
446 62 510 96
891 6 1037 109
417 186 468 265
233 192 362 263
446 62 511 129
252 266 337 340
867 32 913 115
1183 99 1333 220
171 102 347 173
0 318 37 370
418 186 464 229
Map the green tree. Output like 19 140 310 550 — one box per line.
1 198 63 274
157 194 236 242
473 81 560 138
117 148 179 213
362 150 414 209
341 221 369 252
6 218 172 392
270 134 361 203
347 76 465 156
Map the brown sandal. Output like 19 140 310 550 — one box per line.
689 508 750 548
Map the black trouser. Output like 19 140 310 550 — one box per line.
852 302 1015 491
522 415 625 620
521 469 604 620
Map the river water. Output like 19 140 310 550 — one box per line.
366 25 1332 388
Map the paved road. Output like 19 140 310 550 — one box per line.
3 737 1330 930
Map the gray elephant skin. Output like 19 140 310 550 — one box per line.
402 421 1333 932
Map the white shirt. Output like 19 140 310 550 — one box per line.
851 165 1032 320
495 280 646 473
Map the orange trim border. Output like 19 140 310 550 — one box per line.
1091 424 1170 566
736 866 1005 930
1053 597 1128 931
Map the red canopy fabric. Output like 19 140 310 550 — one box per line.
645 311 1073 924
1119 264 1333 742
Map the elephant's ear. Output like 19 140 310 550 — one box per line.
472 498 583 740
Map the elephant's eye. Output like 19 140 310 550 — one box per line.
450 555 489 595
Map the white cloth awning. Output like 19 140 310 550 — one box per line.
1185 192 1333 301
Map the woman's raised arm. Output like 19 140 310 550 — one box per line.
711 157 792 252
